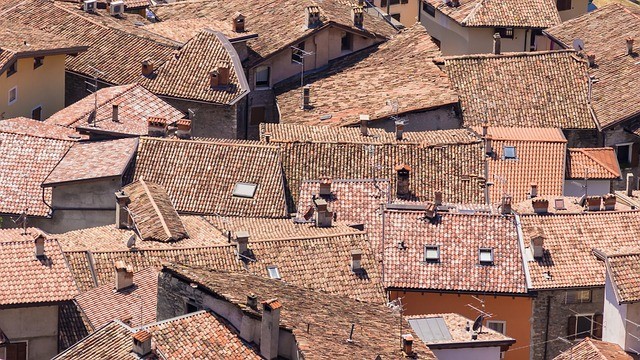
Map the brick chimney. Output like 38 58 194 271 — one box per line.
351 6 364 28
236 231 249 257
319 178 332 197
529 183 538 198
306 6 321 28
627 37 634 56
351 249 363 271
218 63 230 86
395 163 411 197
395 120 405 140
314 198 333 227
176 119 192 139
260 299 282 360
132 331 152 357
115 190 131 229
493 33 501 55
501 195 512 215
34 232 45 258
532 198 548 214
586 53 596 67
402 334 414 356
586 196 601 211
209 70 220 88
112 102 120 122
627 173 635 196
603 193 616 211
531 229 544 259
147 117 168 137
302 85 311 110
359 114 370 136
233 12 246 33
115 261 134 291
141 60 154 77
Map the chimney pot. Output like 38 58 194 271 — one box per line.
115 261 134 291
247 293 258 309
472 331 478 340
529 182 538 198
115 190 131 229
501 195 512 215
627 173 634 196
359 114 370 136
233 12 246 33
313 198 333 227
351 6 364 27
319 178 332 197
627 37 634 55
112 103 119 122
260 299 282 359
302 85 311 110
34 233 45 258
176 119 192 139
532 198 548 214
586 196 602 211
395 120 405 141
236 231 249 257
434 191 443 206
351 249 363 271
264 132 272 143
493 33 501 55
141 60 154 77
603 193 616 211
132 331 152 357
306 6 321 28
402 334 414 356
395 163 411 198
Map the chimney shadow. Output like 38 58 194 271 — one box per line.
353 268 370 280
37 256 53 268
118 284 140 295
536 250 554 267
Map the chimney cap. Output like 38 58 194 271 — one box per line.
133 330 152 343
351 249 363 256
236 230 250 239
115 260 133 272
394 163 411 172
262 298 282 311
359 114 370 121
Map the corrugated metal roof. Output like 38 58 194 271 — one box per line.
408 317 453 343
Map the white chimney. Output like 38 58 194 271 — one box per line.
359 114 370 136
627 37 634 56
132 331 152 357
236 231 249 257
627 173 634 196
115 190 130 229
351 249 363 271
34 233 45 258
531 231 544 259
260 299 282 360
115 261 134 291
493 33 501 55
319 178 332 197
586 196 601 211
395 120 405 140
314 198 333 227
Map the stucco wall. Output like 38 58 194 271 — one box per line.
603 272 628 350
558 0 589 22
432 346 501 360
388 290 532 360
563 180 611 197
368 106 460 132
0 305 59 360
0 55 66 120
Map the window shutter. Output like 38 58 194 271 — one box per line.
567 315 576 340
632 143 639 167
593 314 603 339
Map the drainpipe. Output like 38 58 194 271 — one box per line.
543 296 551 360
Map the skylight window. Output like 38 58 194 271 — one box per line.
232 182 257 199
479 248 494 265
424 245 440 262
267 265 281 280
503 146 517 160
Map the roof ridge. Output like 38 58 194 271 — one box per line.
445 49 577 62
250 231 366 244
462 0 485 25
138 309 208 330
73 244 235 255
577 148 620 178
140 136 279 149
0 126 77 142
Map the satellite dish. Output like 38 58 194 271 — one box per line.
472 315 484 332
572 38 585 51
87 110 96 124
126 234 136 249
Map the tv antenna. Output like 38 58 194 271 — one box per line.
291 45 314 108
12 208 28 235
86 65 106 127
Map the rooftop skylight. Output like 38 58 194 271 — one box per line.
232 182 258 199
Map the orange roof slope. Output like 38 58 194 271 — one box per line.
445 51 594 129
275 24 458 126
545 4 640 129
606 251 640 304
554 337 633 360
566 148 621 180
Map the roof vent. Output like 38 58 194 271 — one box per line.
603 193 616 211
233 12 246 33
83 0 96 13
247 293 258 309
112 102 120 123
176 119 191 140
532 198 548 214
147 117 168 137
132 331 152 357
626 37 634 56
351 249 363 271
359 114 370 136
319 177 332 197
434 191 443 206
351 6 364 28
302 85 311 110
34 232 45 258
529 182 538 198
586 53 596 67
141 59 154 77
109 0 124 16
586 196 601 211
114 261 134 291
493 33 501 55
306 6 321 28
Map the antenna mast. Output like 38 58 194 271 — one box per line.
86 66 105 127
291 45 314 108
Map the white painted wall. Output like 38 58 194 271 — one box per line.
563 180 611 197
432 346 502 360
603 271 627 350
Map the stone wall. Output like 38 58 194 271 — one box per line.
531 287 604 360
562 129 600 148
162 97 242 139
65 72 112 107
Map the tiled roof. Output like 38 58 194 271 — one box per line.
0 117 84 140
605 250 640 304
0 118 76 216
479 127 567 203
143 18 257 43
445 51 595 129
566 148 621 180
513 195 632 214
263 125 486 209
0 235 78 305
554 337 633 360
46 84 185 137
122 179 188 242
275 24 458 126
58 301 92 351
245 232 385 303
150 0 396 66
0 227 43 242
141 30 249 105
544 4 640 129
1 0 178 86
407 313 515 347
133 137 289 218
55 311 262 360
424 0 561 28
162 264 437 359
75 267 158 328
43 138 138 186
383 211 527 294
520 211 640 289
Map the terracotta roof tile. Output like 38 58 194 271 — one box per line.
46 84 184 137
544 4 640 129
407 313 515 347
275 24 458 126
75 267 158 328
554 337 633 360
54 321 134 359
605 250 640 304
143 18 257 43
520 211 640 289
514 195 632 214
424 0 561 28
122 179 188 242
58 301 92 351
0 235 78 305
445 51 595 129
567 148 621 180
43 138 138 186
383 211 527 294
203 216 360 240
133 137 289 218
162 264 437 359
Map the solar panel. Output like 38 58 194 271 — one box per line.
408 317 453 343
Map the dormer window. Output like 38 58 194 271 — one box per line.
232 182 257 199
503 146 517 160
424 245 440 262
479 248 494 265
267 265 281 279
7 61 16 77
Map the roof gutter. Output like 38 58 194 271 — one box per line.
514 214 533 290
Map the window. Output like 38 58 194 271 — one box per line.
568 314 602 339
184 298 199 314
565 289 592 304
2 341 27 360
423 2 436 16
390 13 401 22
616 143 633 167
292 42 305 64
341 32 353 52
503 146 517 160
232 182 258 198
8 87 17 105
424 245 440 262
496 27 515 39
31 106 42 121
7 61 16 77
34 56 43 69
255 66 270 88
557 0 572 11
267 265 281 279
479 248 494 265
487 320 506 335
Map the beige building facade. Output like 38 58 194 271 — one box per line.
0 305 59 360
372 0 420 27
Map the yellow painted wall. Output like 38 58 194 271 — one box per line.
389 290 533 360
0 54 66 120
374 0 420 27
558 0 589 21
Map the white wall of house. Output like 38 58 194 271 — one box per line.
557 0 589 22
563 179 611 197
0 305 59 360
603 271 628 349
432 346 501 360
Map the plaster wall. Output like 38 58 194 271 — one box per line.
0 305 59 360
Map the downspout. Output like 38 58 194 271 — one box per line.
543 295 552 360
42 187 54 217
